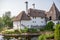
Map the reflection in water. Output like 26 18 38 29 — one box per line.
0 35 4 40
0 35 38 40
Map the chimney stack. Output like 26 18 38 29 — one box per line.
25 1 28 13
32 3 35 9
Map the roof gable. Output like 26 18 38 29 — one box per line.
49 2 59 14
13 11 31 21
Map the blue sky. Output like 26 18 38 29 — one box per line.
0 0 60 17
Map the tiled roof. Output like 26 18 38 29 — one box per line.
13 11 31 21
28 8 46 17
13 8 46 21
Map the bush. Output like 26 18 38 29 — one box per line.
2 30 14 34
38 34 46 40
2 29 21 34
28 28 38 33
45 21 54 31
54 24 60 40
40 28 45 31
20 27 28 33
21 28 38 33
38 33 54 40
46 33 54 39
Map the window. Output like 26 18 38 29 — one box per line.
33 21 34 23
41 17 43 19
41 21 43 23
35 21 36 23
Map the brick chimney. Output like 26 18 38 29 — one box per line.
32 3 35 9
25 1 28 14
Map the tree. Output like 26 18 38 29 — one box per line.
38 34 46 40
2 11 13 28
54 24 60 40
0 17 4 31
45 21 54 31
0 17 3 27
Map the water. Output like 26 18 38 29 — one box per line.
0 35 20 40
0 35 4 40
0 35 38 40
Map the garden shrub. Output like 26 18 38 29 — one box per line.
2 29 21 34
54 24 60 40
40 28 45 31
38 34 46 40
46 33 54 39
28 28 38 33
45 21 54 31
20 27 28 33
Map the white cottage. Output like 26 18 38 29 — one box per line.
13 2 60 29
13 8 46 29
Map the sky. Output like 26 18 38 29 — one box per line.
0 0 60 17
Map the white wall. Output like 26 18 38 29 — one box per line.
21 20 31 29
13 20 31 29
13 17 46 29
30 17 46 26
13 21 20 30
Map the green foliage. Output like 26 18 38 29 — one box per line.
40 28 45 31
2 11 13 28
0 17 4 31
45 21 54 31
2 27 39 34
14 30 21 34
2 29 21 34
38 34 46 40
46 33 54 39
20 27 28 33
54 24 60 40
0 11 13 31
20 27 39 33
0 17 3 26
38 33 54 40
3 15 12 27
28 28 38 33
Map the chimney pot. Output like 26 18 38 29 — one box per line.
32 3 35 9
25 1 28 14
